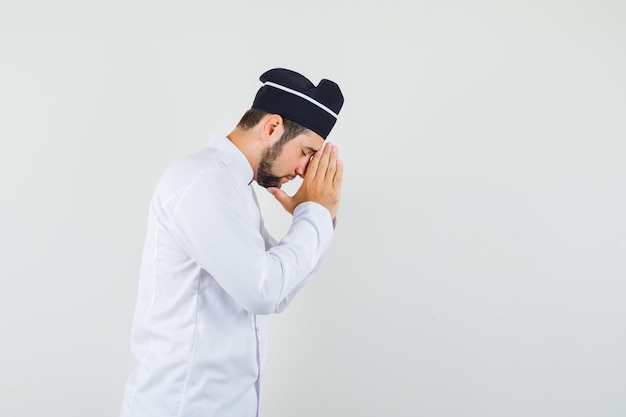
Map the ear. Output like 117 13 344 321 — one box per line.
260 114 284 143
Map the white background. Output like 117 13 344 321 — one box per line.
1 1 625 416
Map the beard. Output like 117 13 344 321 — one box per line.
256 138 286 189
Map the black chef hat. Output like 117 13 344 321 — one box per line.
252 68 344 139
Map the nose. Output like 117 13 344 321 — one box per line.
295 157 309 177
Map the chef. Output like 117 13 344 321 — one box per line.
120 67 345 417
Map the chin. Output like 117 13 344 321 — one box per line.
258 180 282 189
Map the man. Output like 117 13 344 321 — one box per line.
120 68 344 417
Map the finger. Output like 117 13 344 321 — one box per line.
316 142 333 181
304 143 324 181
333 159 343 189
324 145 339 184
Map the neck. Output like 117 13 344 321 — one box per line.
227 127 261 180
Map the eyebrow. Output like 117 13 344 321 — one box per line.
305 146 320 154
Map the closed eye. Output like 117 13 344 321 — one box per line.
303 146 319 157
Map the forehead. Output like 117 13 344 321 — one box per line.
290 130 324 150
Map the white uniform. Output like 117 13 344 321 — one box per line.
120 134 335 417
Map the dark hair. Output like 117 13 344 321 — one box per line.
237 108 309 143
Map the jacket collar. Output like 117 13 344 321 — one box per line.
208 133 254 185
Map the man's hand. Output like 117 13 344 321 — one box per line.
268 143 343 219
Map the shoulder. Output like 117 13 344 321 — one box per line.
153 147 240 210
167 147 236 185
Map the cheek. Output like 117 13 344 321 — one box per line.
275 154 299 173
291 153 307 168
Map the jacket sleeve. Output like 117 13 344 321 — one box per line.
166 168 334 315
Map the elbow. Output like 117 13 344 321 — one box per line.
239 257 285 314
224 256 286 314
240 297 278 315
238 278 282 315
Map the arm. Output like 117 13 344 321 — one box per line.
167 169 334 315
254 193 331 313
267 142 344 311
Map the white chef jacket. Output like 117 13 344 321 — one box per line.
120 134 335 417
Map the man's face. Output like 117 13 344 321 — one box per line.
256 130 325 188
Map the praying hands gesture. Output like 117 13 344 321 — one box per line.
268 143 343 219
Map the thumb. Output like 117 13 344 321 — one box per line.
268 187 293 213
